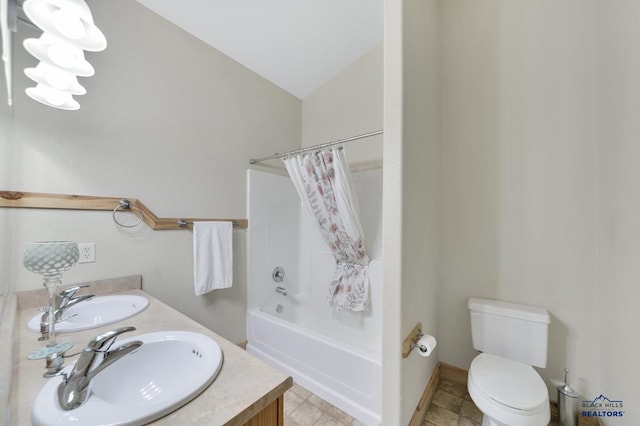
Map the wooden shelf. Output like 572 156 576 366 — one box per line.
0 191 248 230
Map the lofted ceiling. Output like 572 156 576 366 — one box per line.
136 0 383 99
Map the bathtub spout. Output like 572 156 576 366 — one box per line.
275 286 288 296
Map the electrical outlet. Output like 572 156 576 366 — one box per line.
78 243 96 263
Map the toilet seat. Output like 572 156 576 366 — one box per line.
468 353 550 426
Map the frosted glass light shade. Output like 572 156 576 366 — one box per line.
23 0 107 51
51 7 86 39
25 83 80 110
23 34 95 77
23 241 79 276
25 62 86 95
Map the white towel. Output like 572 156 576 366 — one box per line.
193 221 233 295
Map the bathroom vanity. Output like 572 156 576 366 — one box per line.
7 276 292 425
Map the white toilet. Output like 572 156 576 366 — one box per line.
467 297 551 426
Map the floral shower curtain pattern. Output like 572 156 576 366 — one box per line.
283 147 370 312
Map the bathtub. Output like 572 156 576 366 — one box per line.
247 169 383 424
246 297 382 425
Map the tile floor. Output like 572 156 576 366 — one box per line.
284 383 366 426
285 378 563 426
423 377 483 426
423 377 559 426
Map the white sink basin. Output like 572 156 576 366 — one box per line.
32 331 224 426
28 294 149 333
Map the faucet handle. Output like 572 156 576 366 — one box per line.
55 285 90 310
59 284 90 299
86 326 137 352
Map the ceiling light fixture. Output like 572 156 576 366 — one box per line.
23 0 106 51
25 61 86 94
23 33 95 76
21 0 106 110
26 83 80 110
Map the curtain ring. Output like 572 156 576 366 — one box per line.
112 200 144 228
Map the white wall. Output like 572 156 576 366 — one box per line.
440 0 599 397
383 0 441 424
302 44 383 168
597 1 640 423
246 170 301 310
0 0 301 343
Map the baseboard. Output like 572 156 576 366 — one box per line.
439 362 468 384
408 363 441 426
408 362 463 425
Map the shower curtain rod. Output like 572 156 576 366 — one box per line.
248 129 383 164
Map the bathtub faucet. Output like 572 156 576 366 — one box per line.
275 286 288 296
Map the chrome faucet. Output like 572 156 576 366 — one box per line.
275 286 288 296
39 286 95 341
55 285 91 310
57 326 143 410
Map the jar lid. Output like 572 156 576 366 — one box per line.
557 368 580 398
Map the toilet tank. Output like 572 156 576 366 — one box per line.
468 297 550 368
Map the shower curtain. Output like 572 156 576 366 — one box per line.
284 148 370 312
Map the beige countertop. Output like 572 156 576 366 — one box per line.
11 277 292 425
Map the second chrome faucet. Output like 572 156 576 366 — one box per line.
39 285 95 341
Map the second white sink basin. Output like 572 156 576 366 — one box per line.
32 330 224 426
27 294 149 333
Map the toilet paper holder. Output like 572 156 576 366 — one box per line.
402 322 425 358
411 330 426 351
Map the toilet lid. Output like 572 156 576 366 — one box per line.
469 353 548 412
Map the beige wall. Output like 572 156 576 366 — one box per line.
389 1 640 422
0 0 301 344
597 1 640 423
382 0 403 420
440 0 600 398
302 43 383 168
439 2 639 423
384 0 440 423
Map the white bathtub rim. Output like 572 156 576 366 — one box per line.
249 306 381 364
247 307 381 423
249 326 378 400
246 342 381 426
